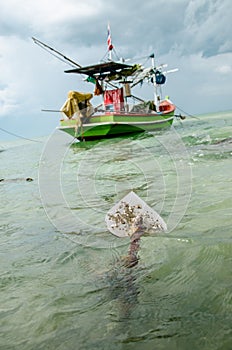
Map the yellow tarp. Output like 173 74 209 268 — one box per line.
61 91 93 119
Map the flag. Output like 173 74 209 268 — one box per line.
107 24 113 51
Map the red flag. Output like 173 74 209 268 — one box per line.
107 24 113 51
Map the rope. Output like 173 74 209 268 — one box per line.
0 127 43 143
175 105 200 120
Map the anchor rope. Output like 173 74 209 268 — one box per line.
0 127 43 143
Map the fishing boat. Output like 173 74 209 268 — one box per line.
33 27 180 141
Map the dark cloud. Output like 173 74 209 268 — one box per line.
51 0 187 57
182 0 232 57
31 0 230 61
1 0 231 59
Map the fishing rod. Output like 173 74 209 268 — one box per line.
32 37 82 68
32 37 116 89
41 109 61 113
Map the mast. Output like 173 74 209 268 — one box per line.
150 53 159 112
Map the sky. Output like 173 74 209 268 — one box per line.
0 0 232 140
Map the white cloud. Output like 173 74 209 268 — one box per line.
0 85 18 116
215 65 232 74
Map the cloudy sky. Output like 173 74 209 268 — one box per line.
0 0 232 139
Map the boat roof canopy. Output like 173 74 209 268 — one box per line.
65 61 132 78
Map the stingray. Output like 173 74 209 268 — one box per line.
105 191 167 267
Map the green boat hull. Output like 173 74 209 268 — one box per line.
58 112 175 140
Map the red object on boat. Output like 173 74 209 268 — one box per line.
104 88 124 111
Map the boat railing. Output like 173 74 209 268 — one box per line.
63 99 173 124
92 102 156 116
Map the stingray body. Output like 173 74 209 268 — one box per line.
106 191 167 268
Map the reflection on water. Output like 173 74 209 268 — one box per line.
105 261 140 320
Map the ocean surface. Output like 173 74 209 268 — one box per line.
1 111 232 350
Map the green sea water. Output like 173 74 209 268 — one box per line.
0 111 232 349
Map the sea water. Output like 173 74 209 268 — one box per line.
0 111 232 349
